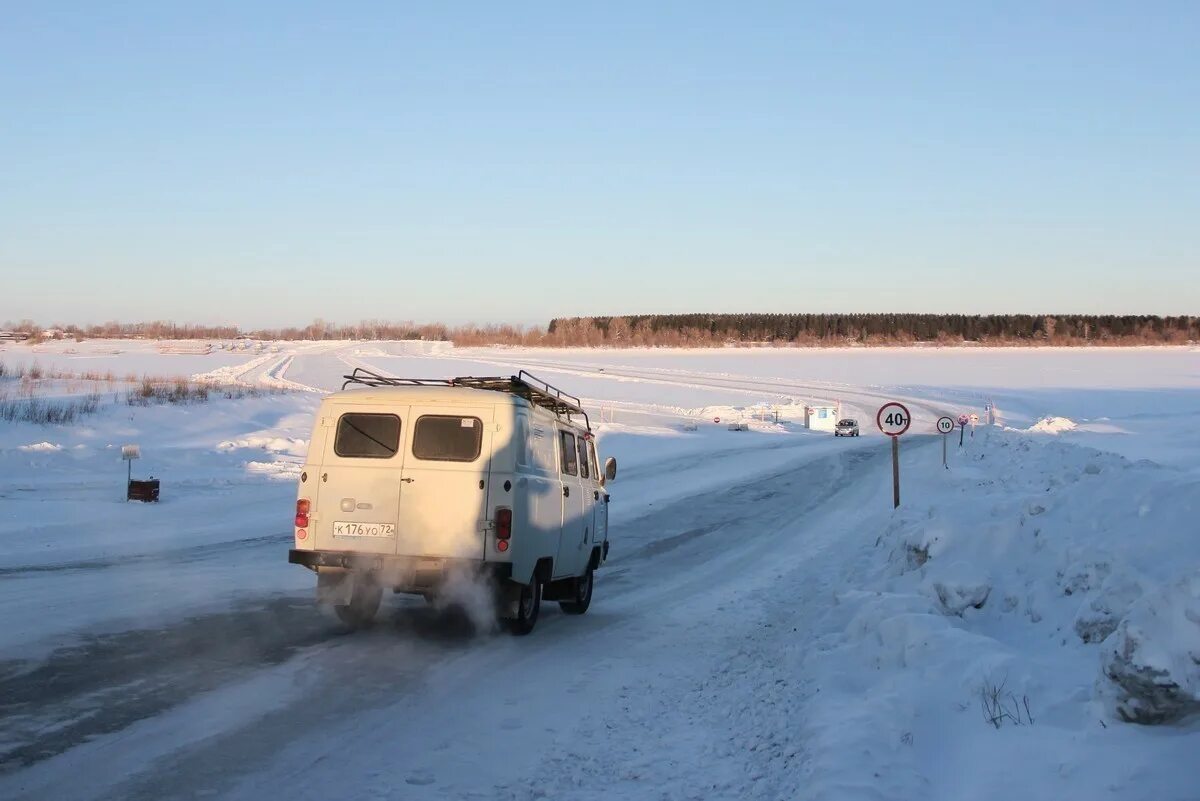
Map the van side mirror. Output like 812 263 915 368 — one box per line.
604 457 617 483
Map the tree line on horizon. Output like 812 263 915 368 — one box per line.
5 313 1196 347
545 313 1199 346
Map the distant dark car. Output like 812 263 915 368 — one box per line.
834 419 860 437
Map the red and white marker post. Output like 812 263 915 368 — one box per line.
876 402 912 508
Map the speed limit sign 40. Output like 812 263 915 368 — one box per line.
877 402 911 509
876 402 912 437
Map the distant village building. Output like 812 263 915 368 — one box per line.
805 404 839 432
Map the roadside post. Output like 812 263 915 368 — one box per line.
936 416 954 469
122 443 160 502
876 402 911 508
122 444 139 492
958 413 968 447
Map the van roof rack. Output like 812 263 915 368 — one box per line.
341 368 591 431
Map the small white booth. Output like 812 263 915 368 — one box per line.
805 404 839 432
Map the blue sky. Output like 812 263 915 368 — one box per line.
2 2 1197 327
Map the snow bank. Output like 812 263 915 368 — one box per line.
1024 416 1078 434
1102 572 1200 724
245 460 303 479
16 441 63 452
258 354 324 392
216 435 308 456
797 429 1200 799
191 352 276 385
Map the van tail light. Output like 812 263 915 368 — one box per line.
495 507 512 550
295 498 310 528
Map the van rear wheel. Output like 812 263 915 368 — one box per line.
559 569 593 615
507 579 541 636
335 581 382 629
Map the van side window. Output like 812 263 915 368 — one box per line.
334 413 401 458
559 431 578 476
413 415 482 462
514 414 530 467
530 424 556 472
577 437 589 479
588 440 599 480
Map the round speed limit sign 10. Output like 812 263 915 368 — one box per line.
936 416 955 434
876 402 912 437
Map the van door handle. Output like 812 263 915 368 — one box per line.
401 477 415 484
563 486 570 497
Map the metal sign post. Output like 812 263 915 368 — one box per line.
958 414 968 447
936 416 954 469
876 402 912 508
970 413 979 437
121 444 140 500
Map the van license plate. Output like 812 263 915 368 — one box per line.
333 522 396 538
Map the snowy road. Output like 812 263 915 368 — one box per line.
0 438 887 800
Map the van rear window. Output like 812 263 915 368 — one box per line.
335 413 401 458
413 415 482 462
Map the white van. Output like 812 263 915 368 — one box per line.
288 369 615 635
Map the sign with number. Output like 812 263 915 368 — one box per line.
876 402 911 437
936 416 955 434
958 414 969 427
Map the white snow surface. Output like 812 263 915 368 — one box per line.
0 340 1197 800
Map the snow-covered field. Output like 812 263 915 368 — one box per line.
1 340 1197 800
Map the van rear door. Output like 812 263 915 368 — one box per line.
314 405 409 555
396 406 495 560
576 434 597 560
555 428 587 578
589 439 608 551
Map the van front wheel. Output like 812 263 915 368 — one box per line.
335 582 382 629
559 569 593 615
507 579 541 636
